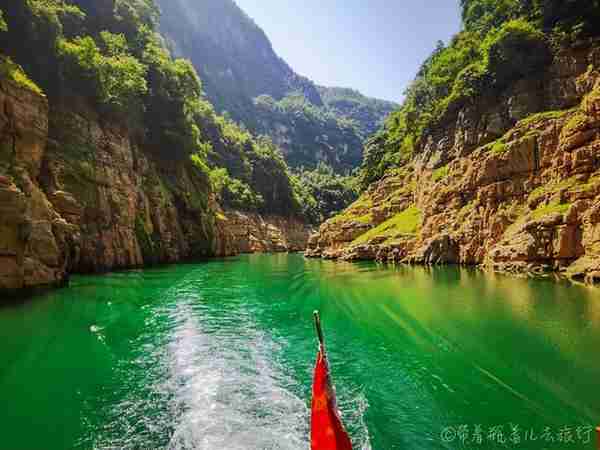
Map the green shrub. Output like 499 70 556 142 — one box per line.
482 19 550 85
194 156 269 212
432 165 450 182
26 0 85 37
190 153 210 176
57 33 147 113
208 167 228 191
0 56 44 95
291 162 358 223
451 62 488 99
490 140 507 154
0 10 7 32
517 108 572 127
223 177 264 210
562 112 588 137
206 166 264 211
461 0 522 33
111 0 159 40
531 200 571 219
352 205 422 245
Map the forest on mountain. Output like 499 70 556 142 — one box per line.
156 0 397 175
0 0 359 222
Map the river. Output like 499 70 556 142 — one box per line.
1 254 599 449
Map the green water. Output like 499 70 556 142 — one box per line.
1 254 600 450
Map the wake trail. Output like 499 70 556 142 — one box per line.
166 307 309 450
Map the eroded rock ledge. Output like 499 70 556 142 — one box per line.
306 42 600 285
0 78 309 296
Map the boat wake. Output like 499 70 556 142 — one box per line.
166 310 309 450
90 280 370 450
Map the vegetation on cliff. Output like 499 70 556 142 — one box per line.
317 86 398 139
309 0 600 284
291 163 358 224
360 0 600 188
0 56 44 95
0 0 323 219
352 205 422 246
252 93 363 171
0 10 6 32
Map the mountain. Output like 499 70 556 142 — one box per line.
157 0 397 172
317 86 398 139
306 0 600 285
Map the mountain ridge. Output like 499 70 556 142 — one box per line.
157 0 397 171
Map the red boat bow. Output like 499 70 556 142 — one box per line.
310 312 353 450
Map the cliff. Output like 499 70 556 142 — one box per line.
0 76 309 295
0 0 319 296
215 209 310 256
307 41 600 285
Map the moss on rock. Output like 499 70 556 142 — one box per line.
0 56 44 96
432 165 449 182
352 205 421 245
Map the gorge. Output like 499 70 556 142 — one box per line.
2 1 599 297
1 2 600 450
0 0 399 296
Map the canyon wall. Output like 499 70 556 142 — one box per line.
307 41 600 284
0 78 309 295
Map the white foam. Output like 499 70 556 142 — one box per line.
90 280 368 450
166 313 310 450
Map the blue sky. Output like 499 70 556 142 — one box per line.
234 0 462 103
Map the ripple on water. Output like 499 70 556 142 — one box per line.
87 262 375 450
92 292 310 450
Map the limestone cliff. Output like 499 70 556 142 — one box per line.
0 77 309 295
215 208 311 256
307 41 600 285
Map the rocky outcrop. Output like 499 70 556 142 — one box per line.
0 77 309 296
0 77 70 292
307 41 600 285
413 235 460 265
214 207 311 256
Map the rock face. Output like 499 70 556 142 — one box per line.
214 209 311 256
0 78 309 296
307 41 600 284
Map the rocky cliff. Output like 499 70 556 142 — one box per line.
215 208 310 256
307 41 600 285
0 77 309 295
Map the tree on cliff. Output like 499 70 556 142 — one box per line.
0 10 7 32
